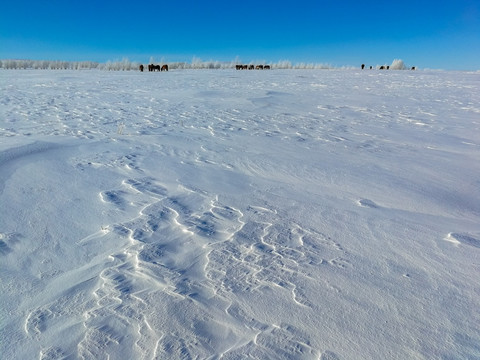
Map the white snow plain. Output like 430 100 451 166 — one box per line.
1 69 479 360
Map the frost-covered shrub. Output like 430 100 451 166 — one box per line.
390 59 407 70
189 57 225 69
100 58 140 71
273 60 293 69
0 59 101 70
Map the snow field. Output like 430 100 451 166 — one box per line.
0 69 479 359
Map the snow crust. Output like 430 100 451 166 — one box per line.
1 69 479 359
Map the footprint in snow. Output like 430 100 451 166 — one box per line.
357 199 379 208
0 232 22 255
321 351 341 360
99 190 127 208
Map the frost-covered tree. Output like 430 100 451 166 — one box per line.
390 59 407 70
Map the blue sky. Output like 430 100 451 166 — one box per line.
1 0 479 70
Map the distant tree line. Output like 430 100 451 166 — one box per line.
0 59 334 70
0 58 415 71
0 59 140 70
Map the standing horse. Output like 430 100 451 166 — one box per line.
139 64 144 72
161 64 168 71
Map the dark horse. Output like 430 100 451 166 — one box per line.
148 64 161 71
161 64 168 71
139 64 144 72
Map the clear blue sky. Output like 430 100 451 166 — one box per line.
1 0 479 70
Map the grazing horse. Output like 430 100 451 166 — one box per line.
139 64 144 72
161 64 168 71
256 65 264 70
264 65 270 69
361 64 365 69
248 64 254 70
379 65 385 70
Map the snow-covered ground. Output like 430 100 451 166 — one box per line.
1 69 479 360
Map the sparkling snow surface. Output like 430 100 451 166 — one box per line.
1 69 479 359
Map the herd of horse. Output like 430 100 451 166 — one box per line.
362 64 416 70
139 63 271 71
235 64 271 70
139 64 168 72
139 63 416 71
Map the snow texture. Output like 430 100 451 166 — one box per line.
1 69 479 359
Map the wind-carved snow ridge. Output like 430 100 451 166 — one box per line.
73 172 340 358
0 141 62 166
